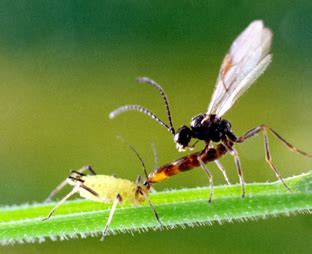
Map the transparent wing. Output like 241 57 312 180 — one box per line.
207 20 273 117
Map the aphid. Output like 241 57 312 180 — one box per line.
43 147 161 240
110 20 312 199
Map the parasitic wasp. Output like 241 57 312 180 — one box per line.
110 20 312 199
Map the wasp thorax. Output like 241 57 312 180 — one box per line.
191 113 232 143
174 125 192 151
190 113 210 140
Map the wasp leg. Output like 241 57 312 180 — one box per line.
209 144 231 185
235 124 309 191
198 157 214 203
238 125 312 157
214 159 231 185
224 144 245 198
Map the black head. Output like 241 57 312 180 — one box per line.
174 125 192 151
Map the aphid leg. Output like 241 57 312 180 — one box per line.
43 184 80 221
214 159 231 185
225 145 245 198
235 125 310 191
44 165 96 202
142 191 162 226
83 165 97 175
198 157 214 203
72 184 122 240
44 180 68 203
101 194 122 241
71 165 97 176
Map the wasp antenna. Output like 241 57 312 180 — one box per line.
116 136 149 179
151 143 158 169
109 104 174 135
136 77 175 135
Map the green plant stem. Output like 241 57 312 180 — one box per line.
0 172 311 245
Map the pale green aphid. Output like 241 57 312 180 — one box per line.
43 163 161 240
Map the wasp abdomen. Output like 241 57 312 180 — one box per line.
147 143 228 184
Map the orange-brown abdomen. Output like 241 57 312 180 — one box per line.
147 143 228 184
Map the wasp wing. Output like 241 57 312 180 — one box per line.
207 20 272 117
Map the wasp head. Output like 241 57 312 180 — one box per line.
174 125 192 151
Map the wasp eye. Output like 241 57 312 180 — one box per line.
174 125 192 148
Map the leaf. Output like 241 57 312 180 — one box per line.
0 171 311 245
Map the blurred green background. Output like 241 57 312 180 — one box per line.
1 1 312 253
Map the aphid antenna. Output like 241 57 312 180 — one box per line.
135 175 142 185
109 77 176 136
116 136 149 179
